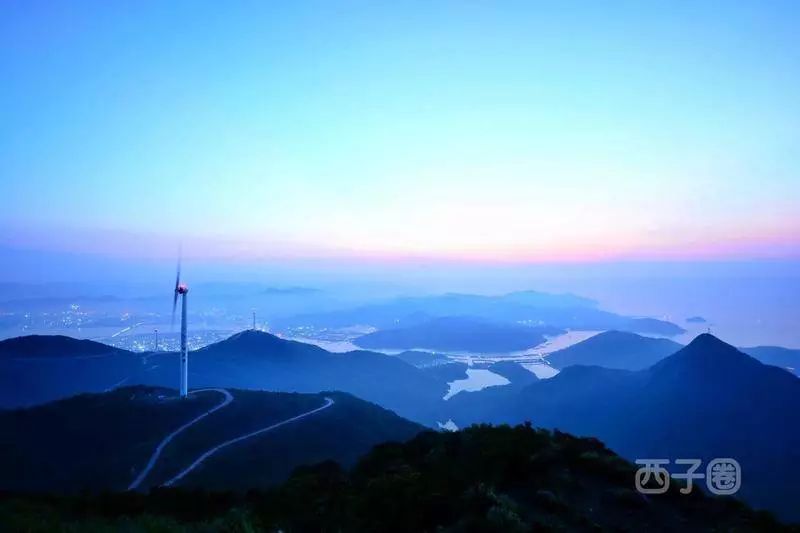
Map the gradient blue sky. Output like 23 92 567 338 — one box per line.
1 1 799 264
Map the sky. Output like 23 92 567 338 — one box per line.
1 0 799 266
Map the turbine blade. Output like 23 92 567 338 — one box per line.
174 256 181 291
171 249 181 332
171 290 178 331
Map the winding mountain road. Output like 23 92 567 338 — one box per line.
162 396 335 487
128 388 233 490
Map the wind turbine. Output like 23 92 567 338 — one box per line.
172 259 189 398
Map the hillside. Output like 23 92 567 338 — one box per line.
486 361 539 387
545 330 682 370
353 316 563 352
0 331 451 424
392 350 451 367
0 386 422 493
447 334 800 521
156 330 451 424
742 345 800 376
0 425 790 531
0 335 140 409
0 334 127 358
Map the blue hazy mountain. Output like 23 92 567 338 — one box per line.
540 330 799 376
0 386 422 492
0 334 127 358
420 361 469 382
0 332 452 424
486 361 539 388
387 350 468 381
741 345 800 376
353 316 563 352
166 330 449 423
545 330 683 371
447 334 800 521
0 335 140 408
277 290 686 336
391 350 452 367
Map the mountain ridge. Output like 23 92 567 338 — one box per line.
447 334 800 521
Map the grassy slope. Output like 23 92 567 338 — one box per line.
0 386 424 494
178 392 423 490
0 387 219 492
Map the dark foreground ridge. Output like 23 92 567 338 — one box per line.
0 386 423 493
0 424 791 532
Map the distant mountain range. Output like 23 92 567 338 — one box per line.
447 334 800 521
542 330 800 376
0 386 422 493
354 316 563 353
3 330 800 522
0 331 452 424
276 290 686 336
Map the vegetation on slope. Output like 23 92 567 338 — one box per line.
0 386 422 493
0 424 790 532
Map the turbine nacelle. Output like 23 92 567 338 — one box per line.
176 283 189 295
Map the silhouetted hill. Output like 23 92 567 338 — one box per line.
0 386 422 493
277 290 685 336
447 334 800 521
0 425 789 531
0 335 139 409
0 334 127 358
385 350 469 384
392 350 451 367
353 316 563 352
202 329 329 358
487 361 539 387
0 331 452 424
420 362 469 383
545 330 682 370
742 345 800 376
142 330 450 424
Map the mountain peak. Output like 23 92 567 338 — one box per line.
227 329 282 343
206 329 288 350
685 332 729 350
200 329 328 358
650 332 761 378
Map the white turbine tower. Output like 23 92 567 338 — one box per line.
172 260 189 398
